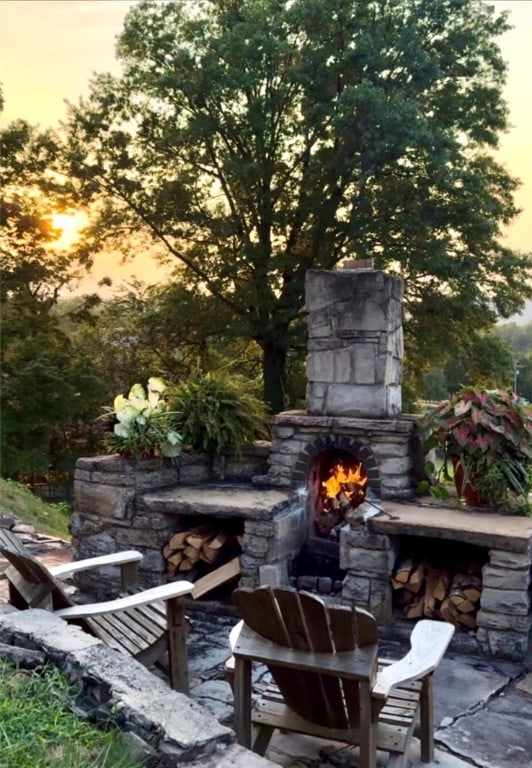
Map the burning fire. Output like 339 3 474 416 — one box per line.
321 461 368 516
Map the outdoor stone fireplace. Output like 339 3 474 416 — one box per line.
255 269 419 500
71 267 532 661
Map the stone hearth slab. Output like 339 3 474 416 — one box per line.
373 501 532 553
138 484 299 520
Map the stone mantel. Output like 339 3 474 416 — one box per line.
373 501 532 554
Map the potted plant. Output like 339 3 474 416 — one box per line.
101 377 183 460
418 388 532 513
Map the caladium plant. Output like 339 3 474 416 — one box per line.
102 377 182 459
419 388 531 511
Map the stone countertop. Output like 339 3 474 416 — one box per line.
137 484 301 519
372 501 532 553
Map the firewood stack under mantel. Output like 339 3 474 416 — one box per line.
163 525 243 599
391 557 482 630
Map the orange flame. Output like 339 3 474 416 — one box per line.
321 461 368 500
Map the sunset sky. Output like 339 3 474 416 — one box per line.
0 0 531 319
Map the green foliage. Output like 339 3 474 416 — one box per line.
63 0 532 412
1 120 106 478
1 312 106 477
495 321 532 401
71 278 247 404
0 479 71 539
170 371 269 469
102 378 182 459
419 388 532 512
0 662 143 768
443 333 515 394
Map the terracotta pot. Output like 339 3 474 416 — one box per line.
451 458 488 507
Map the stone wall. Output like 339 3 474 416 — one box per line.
71 452 531 661
71 447 277 597
478 550 532 659
340 505 532 661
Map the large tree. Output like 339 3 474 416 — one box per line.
64 0 532 412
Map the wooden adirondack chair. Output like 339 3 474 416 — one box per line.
229 586 454 768
0 527 194 692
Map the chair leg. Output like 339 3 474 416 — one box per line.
234 658 252 748
225 655 235 691
252 724 275 756
359 680 377 768
419 673 434 763
166 596 189 694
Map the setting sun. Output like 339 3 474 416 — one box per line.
50 212 87 248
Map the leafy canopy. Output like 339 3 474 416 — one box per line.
63 0 532 411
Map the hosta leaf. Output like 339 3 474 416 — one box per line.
148 377 167 394
113 394 128 412
115 404 140 424
166 431 182 446
114 422 131 438
128 383 146 401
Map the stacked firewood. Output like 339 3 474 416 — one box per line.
163 525 243 578
392 558 482 630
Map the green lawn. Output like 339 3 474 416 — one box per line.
0 662 142 768
0 479 71 539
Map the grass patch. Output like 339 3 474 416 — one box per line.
0 479 71 539
0 661 143 768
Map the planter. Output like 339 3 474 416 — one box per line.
451 458 488 507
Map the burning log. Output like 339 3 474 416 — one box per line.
315 459 369 538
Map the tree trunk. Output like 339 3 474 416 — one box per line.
262 340 288 414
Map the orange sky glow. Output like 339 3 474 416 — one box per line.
0 0 531 318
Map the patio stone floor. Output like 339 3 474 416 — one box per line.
1 525 531 768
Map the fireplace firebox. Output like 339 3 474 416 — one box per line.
309 449 368 539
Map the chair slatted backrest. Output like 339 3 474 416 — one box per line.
0 529 75 613
233 586 378 729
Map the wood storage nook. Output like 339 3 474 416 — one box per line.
391 544 485 631
162 520 243 600
392 557 482 629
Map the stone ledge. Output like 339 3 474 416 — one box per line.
0 609 277 767
137 485 298 520
372 502 532 553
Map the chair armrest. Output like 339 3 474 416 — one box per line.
225 620 244 681
229 620 244 651
49 551 143 579
372 620 454 699
53 580 194 619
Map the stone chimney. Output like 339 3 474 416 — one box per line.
305 268 403 418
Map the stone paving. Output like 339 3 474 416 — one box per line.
185 609 532 768
1 523 531 768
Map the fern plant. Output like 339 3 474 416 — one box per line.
170 372 269 469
